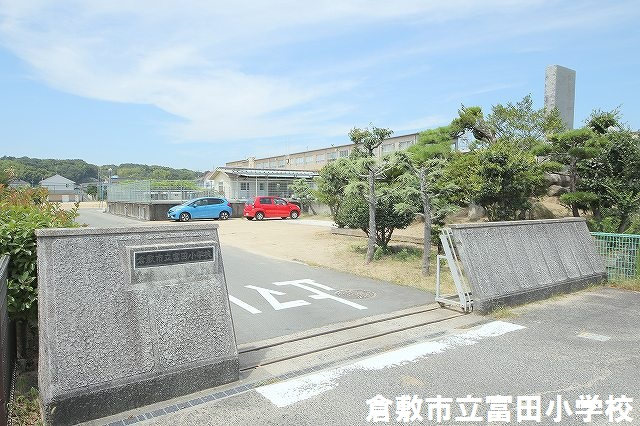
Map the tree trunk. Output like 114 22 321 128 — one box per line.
570 161 579 217
365 168 376 263
419 168 431 275
618 215 630 233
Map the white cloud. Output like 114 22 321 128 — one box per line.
0 0 637 145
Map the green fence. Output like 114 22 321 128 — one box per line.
591 232 640 280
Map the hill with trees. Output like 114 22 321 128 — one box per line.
0 156 202 184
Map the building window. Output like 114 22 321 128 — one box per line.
240 182 250 191
382 144 394 153
278 159 285 167
327 152 337 161
296 157 304 165
339 149 349 157
259 183 265 191
316 154 325 163
306 156 314 163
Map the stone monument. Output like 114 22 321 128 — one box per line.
36 223 238 425
544 64 576 129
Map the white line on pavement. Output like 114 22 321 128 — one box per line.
245 285 311 310
229 295 262 314
255 320 526 408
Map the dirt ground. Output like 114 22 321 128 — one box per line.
214 218 456 294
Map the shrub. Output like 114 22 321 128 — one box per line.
0 186 78 325
336 189 415 249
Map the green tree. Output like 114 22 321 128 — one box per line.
394 126 454 275
586 108 623 134
348 125 394 263
86 184 98 197
486 94 565 149
314 157 355 220
450 95 565 150
579 130 640 232
336 185 415 249
450 106 495 146
0 166 15 185
534 128 600 216
446 141 547 221
289 179 317 214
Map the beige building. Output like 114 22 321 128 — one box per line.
226 132 420 171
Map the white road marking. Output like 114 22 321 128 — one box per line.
229 295 262 314
577 331 611 342
273 279 367 310
245 285 311 310
256 320 525 407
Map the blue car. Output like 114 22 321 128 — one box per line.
167 197 233 222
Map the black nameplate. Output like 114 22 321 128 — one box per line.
134 247 214 268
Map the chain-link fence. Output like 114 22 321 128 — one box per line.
591 232 640 280
107 180 219 203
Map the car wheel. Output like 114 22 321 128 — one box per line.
179 212 191 222
219 211 230 220
290 210 299 219
255 212 265 221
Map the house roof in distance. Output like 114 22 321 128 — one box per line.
214 166 318 179
39 174 76 185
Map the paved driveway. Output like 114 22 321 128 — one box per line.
222 245 431 344
76 209 433 345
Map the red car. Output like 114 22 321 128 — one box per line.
244 196 301 220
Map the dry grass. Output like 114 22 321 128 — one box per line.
488 305 520 319
8 372 42 426
608 279 640 292
216 219 454 294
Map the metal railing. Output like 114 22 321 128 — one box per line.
436 228 473 312
591 232 640 280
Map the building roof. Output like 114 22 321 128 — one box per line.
39 174 76 185
7 179 30 186
214 167 318 179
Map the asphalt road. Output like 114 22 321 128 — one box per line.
103 287 640 426
75 209 433 345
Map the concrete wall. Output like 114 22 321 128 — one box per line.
306 202 332 216
36 224 238 425
450 218 606 313
107 201 181 221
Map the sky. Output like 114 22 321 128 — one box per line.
0 1 639 172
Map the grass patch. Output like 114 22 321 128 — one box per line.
8 372 42 426
488 305 520 319
608 279 640 292
351 244 425 262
